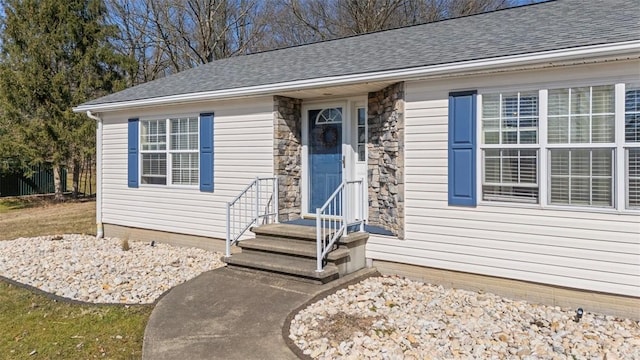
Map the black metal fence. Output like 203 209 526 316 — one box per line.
0 165 67 197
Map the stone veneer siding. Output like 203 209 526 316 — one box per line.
273 96 303 222
367 82 405 239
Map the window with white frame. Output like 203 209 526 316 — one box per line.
479 83 639 211
548 86 614 206
626 86 640 208
140 116 199 185
357 107 367 162
140 119 167 185
481 92 539 203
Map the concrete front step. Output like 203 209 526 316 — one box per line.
226 223 369 283
223 251 339 283
239 237 349 262
252 224 369 245
251 223 325 241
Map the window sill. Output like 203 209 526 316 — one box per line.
138 184 200 191
478 200 640 215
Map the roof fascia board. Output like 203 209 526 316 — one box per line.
74 40 640 113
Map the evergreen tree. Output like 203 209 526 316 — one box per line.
0 0 125 199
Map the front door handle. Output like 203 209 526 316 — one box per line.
342 155 345 168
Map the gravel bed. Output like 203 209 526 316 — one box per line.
290 276 640 359
0 234 225 304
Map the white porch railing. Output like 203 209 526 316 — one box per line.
226 177 278 257
315 179 366 272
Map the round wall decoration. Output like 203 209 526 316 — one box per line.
320 126 339 148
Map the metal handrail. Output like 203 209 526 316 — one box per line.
315 179 365 272
226 177 279 257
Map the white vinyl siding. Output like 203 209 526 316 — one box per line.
100 97 274 240
366 62 640 298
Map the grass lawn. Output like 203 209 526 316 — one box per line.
0 197 153 359
0 197 96 240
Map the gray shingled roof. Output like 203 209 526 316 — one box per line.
81 0 640 107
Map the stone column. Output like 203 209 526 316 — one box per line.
273 96 303 222
367 82 405 239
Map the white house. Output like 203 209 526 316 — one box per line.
75 0 640 318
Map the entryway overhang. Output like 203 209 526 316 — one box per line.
276 80 396 100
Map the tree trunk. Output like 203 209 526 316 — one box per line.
72 158 81 198
88 156 93 196
83 157 88 196
53 164 65 201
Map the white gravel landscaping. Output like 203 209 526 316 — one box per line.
3 235 638 358
0 234 225 304
290 276 640 359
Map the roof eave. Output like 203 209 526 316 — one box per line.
73 40 640 114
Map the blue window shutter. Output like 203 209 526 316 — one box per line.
127 118 139 188
448 91 477 206
200 113 214 192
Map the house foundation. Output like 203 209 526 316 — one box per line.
373 259 640 320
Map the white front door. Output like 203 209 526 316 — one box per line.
302 98 368 220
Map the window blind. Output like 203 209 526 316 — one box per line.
481 92 539 203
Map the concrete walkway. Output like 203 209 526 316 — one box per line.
142 266 377 360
